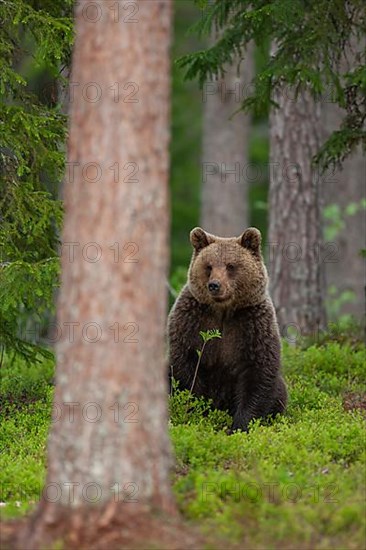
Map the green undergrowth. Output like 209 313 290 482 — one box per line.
168 339 365 549
0 352 54 409
1 337 365 549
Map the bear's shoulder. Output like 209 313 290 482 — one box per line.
168 284 205 328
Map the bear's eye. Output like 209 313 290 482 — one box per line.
205 264 212 274
226 263 235 273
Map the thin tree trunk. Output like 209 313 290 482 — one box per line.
322 41 366 321
20 0 174 547
201 44 253 236
269 86 327 336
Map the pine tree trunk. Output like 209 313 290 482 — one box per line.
201 45 253 236
322 42 366 321
20 1 174 547
269 87 327 336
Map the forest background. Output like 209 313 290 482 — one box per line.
0 1 365 549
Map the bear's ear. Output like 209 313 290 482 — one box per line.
190 227 213 252
239 227 262 255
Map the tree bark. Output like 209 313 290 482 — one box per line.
19 0 175 547
201 44 253 236
322 42 366 321
269 86 327 337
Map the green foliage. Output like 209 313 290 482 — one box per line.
197 328 221 361
191 329 222 393
0 353 53 515
169 379 232 431
326 286 356 322
0 395 51 517
324 199 366 240
282 341 365 398
0 352 54 409
1 341 365 546
177 0 366 170
198 328 221 344
169 266 188 304
0 0 73 360
172 417 365 548
169 329 227 428
170 340 365 548
297 318 366 350
321 198 366 320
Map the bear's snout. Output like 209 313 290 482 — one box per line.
208 280 221 293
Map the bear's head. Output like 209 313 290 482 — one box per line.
188 227 268 308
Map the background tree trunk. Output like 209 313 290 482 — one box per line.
322 42 366 322
201 44 253 236
20 0 174 547
269 87 327 336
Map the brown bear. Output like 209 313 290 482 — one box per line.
168 226 287 432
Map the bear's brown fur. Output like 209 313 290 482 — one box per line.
168 227 287 432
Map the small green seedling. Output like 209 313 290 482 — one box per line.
190 329 222 393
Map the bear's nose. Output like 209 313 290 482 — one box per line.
208 281 221 293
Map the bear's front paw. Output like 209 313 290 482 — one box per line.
231 411 251 433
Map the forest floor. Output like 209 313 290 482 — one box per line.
1 323 365 549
